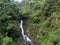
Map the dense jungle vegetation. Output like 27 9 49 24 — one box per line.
0 0 60 45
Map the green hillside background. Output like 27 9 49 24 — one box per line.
0 0 60 45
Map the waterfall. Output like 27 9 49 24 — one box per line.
19 20 32 43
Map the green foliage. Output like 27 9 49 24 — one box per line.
19 0 60 45
2 36 18 45
0 0 20 45
0 0 20 37
0 0 60 45
0 35 3 45
2 36 13 45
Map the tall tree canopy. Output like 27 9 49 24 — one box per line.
0 0 60 45
0 0 20 45
19 0 60 45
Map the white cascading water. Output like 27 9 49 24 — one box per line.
19 20 32 43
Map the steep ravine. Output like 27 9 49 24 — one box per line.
16 20 39 45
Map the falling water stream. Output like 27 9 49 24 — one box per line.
19 20 32 44
13 0 36 45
